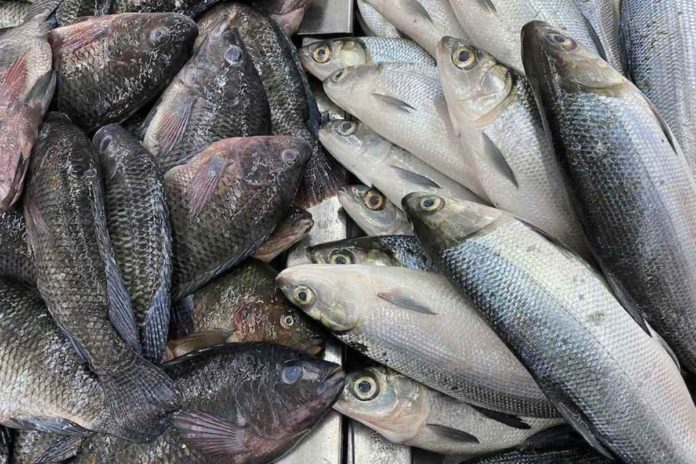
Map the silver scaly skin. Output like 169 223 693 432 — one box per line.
338 185 414 236
356 0 401 38
572 0 623 72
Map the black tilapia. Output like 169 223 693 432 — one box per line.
12 430 83 464
253 206 313 263
30 0 112 26
144 22 270 172
308 235 436 271
24 113 176 442
166 136 310 299
76 344 345 464
50 13 197 132
94 124 172 363
0 209 35 284
522 22 696 374
467 447 611 463
168 259 325 358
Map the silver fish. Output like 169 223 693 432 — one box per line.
338 185 414 236
356 0 401 38
573 0 623 72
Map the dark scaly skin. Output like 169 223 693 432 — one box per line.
169 259 325 356
0 427 9 464
0 209 35 284
468 447 610 464
522 22 696 374
49 13 197 132
94 124 172 363
166 136 310 300
12 430 83 464
23 113 176 442
75 344 344 464
143 23 271 172
0 1 30 27
253 206 313 262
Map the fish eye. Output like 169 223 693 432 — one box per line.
224 45 242 64
363 189 385 211
280 312 296 329
452 46 477 70
281 149 300 165
292 285 316 306
546 32 577 50
353 375 379 401
337 121 357 136
149 27 170 46
329 251 354 265
282 365 304 384
312 44 332 63
330 68 346 83
418 196 444 213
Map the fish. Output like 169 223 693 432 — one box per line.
466 447 611 463
0 14 55 212
573 0 623 72
522 22 696 374
448 0 605 74
0 427 8 464
356 0 401 38
75 343 345 464
93 124 172 363
50 13 197 132
277 264 557 418
252 0 311 35
338 185 414 236
0 209 35 284
312 80 346 123
253 207 314 263
32 0 112 25
361 0 466 57
0 1 30 27
12 430 83 464
166 136 310 300
167 259 325 358
336 366 564 455
620 0 696 173
301 37 434 81
323 63 485 197
436 37 589 258
403 192 696 462
23 113 177 442
143 23 271 172
319 119 482 207
307 235 436 271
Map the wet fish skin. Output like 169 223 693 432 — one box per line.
522 22 696 375
50 13 198 132
436 37 588 258
253 206 314 263
307 235 436 271
252 0 311 35
466 447 610 463
337 366 564 455
0 209 35 284
338 185 414 236
94 124 172 363
356 0 401 38
0 16 55 212
168 259 325 357
362 0 466 56
573 0 623 72
144 23 271 172
76 344 345 464
166 136 310 300
0 427 8 464
12 430 83 464
301 37 434 81
621 0 696 172
319 119 481 207
0 1 30 27
403 192 696 462
277 264 556 418
24 113 177 442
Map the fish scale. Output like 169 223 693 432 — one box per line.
0 1 30 27
468 447 610 463
0 210 35 284
573 0 622 72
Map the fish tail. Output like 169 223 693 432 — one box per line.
140 286 171 363
98 354 179 442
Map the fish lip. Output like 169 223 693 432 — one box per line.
318 367 346 400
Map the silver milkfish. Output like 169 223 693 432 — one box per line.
338 185 414 236
572 0 623 72
356 0 402 38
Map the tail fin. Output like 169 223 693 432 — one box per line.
98 354 179 442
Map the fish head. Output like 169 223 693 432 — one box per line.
402 192 506 252
338 185 404 234
318 120 391 181
324 65 378 110
301 39 369 81
93 123 147 166
108 13 197 63
188 23 250 84
521 21 624 93
308 237 399 267
334 367 425 442
231 136 311 189
436 36 513 124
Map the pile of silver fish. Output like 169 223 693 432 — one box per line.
0 0 695 463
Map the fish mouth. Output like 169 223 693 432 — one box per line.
317 366 346 401
304 334 325 356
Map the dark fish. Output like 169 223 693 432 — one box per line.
251 0 311 35
0 1 30 27
0 427 9 464
307 235 436 271
23 113 176 442
29 0 112 26
12 430 83 464
76 343 345 464
522 21 696 374
144 23 270 172
94 124 172 363
0 15 55 212
49 13 197 132
253 206 313 263
166 136 310 299
466 446 611 463
0 209 35 284
167 259 325 359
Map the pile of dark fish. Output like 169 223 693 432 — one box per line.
0 0 695 463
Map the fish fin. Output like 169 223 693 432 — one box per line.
9 417 88 436
425 423 479 443
476 0 497 14
554 398 615 460
481 132 518 188
49 22 109 55
470 405 530 430
99 354 178 441
390 165 441 189
643 95 684 159
172 410 250 459
163 330 233 362
35 434 85 464
402 0 432 23
618 14 632 79
24 192 50 240
522 424 584 450
24 71 56 113
0 53 27 101
141 281 172 363
371 93 416 114
601 270 651 336
171 295 195 338
153 96 195 159
377 289 436 315
189 153 229 217
581 14 608 62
